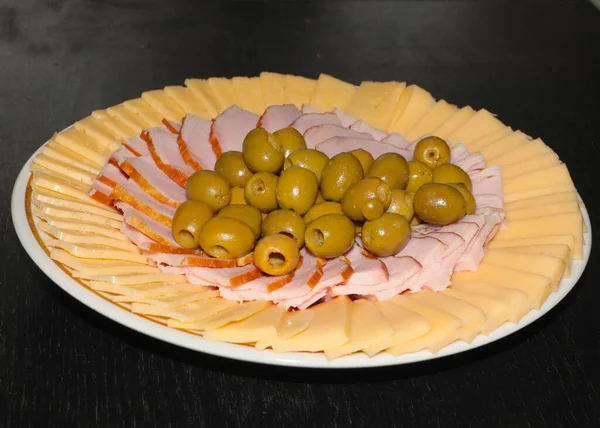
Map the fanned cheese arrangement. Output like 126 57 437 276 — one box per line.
27 73 585 360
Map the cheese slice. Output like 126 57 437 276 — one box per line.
270 296 351 353
32 187 119 219
114 290 219 308
185 78 221 117
283 75 317 109
491 245 572 278
123 98 164 126
46 240 146 264
489 234 575 252
51 248 158 276
169 300 271 331
35 213 128 242
503 163 574 196
33 201 121 229
91 110 138 139
105 103 151 133
465 126 513 151
364 301 431 356
451 263 552 309
324 300 394 360
32 154 96 185
489 138 553 166
232 76 266 115
42 142 100 174
445 109 505 145
54 128 114 166
254 307 314 350
477 130 530 160
142 90 186 123
38 221 138 252
207 78 239 111
31 172 108 209
387 85 435 135
449 282 529 322
164 86 211 119
88 282 211 298
506 199 580 221
87 273 187 285
501 153 561 179
503 185 577 203
132 298 238 323
432 106 476 139
484 250 565 291
343 81 406 130
387 296 462 355
409 291 487 343
30 164 93 192
203 305 286 344
74 116 122 149
406 100 458 141
505 192 577 211
308 74 356 112
260 72 286 106
443 289 508 335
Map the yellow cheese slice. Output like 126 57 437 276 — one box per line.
105 103 151 133
33 202 121 229
465 126 513 151
489 138 553 166
503 163 574 196
88 282 212 298
32 187 121 220
114 290 219 307
432 106 476 139
505 192 577 212
54 128 114 166
501 153 562 179
31 172 108 209
87 273 187 285
35 213 128 242
451 263 552 309
386 296 462 355
488 235 575 252
133 298 238 322
387 85 435 135
185 78 221 117
308 74 357 112
283 74 317 109
123 98 164 126
484 249 565 291
91 110 138 139
254 308 315 350
32 154 96 186
38 221 138 252
42 142 100 174
443 289 508 335
343 81 406 130
260 72 286 106
271 296 351 353
449 282 529 322
203 305 286 344
445 109 505 145
231 76 266 115
164 86 211 119
491 245 572 278
30 164 93 192
477 130 530 160
503 185 576 204
51 248 158 276
406 100 458 141
46 240 146 264
410 291 487 343
324 300 394 360
170 300 271 331
74 116 122 149
207 78 239 112
506 199 580 221
142 89 186 123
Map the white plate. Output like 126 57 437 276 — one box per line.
12 145 592 369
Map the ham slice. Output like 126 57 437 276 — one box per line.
120 222 159 248
450 143 470 164
187 264 262 288
178 114 213 170
372 256 422 300
291 113 342 134
350 121 387 141
97 162 128 189
116 201 179 247
471 166 503 197
211 106 260 155
333 108 357 127
257 105 302 133
330 245 389 296
143 127 195 187
315 136 412 160
455 153 486 173
146 252 239 269
383 133 412 149
111 179 176 226
303 124 372 149
162 119 182 134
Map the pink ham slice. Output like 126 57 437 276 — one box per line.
211 106 260 155
291 113 342 135
111 135 149 165
178 114 214 170
372 255 422 300
89 180 115 205
186 264 262 288
471 166 503 197
383 133 412 149
257 105 302 133
145 252 240 269
162 119 182 134
475 194 503 211
350 121 387 141
111 179 176 226
450 143 470 164
97 162 128 189
315 136 412 160
333 108 358 127
116 201 179 247
120 222 159 248
456 153 486 173
144 127 195 188
303 124 372 149
330 245 389 296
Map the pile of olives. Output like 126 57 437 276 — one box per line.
172 129 476 276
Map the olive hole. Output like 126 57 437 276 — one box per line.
310 229 325 247
268 252 286 267
252 180 265 195
279 231 296 240
210 245 230 258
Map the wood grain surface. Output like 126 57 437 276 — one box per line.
1 0 599 427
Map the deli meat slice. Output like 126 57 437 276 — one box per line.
162 119 182 134
291 113 342 134
383 133 412 149
111 179 176 226
471 166 502 197
186 264 262 288
330 245 389 296
146 252 238 269
116 202 179 247
455 153 485 173
257 104 302 133
211 106 260 154
178 114 214 170
333 108 358 127
143 127 195 187
372 256 422 300
303 124 372 149
97 162 128 189
120 222 159 248
350 120 387 141
450 143 469 164
316 137 413 160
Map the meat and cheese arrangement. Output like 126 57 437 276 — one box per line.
27 73 584 360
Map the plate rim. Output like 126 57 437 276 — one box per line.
12 144 593 369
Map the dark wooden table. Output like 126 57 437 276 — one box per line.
2 1 599 426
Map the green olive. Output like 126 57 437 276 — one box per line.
242 128 284 173
350 149 374 174
320 152 364 202
305 214 356 258
214 151 253 187
244 172 279 213
283 149 329 182
186 170 231 211
448 183 476 215
406 160 433 193
262 209 306 248
362 213 411 257
217 204 262 238
276 166 319 215
171 200 214 249
254 234 300 275
303 202 343 224
367 153 409 190
387 189 414 222
413 183 467 226
433 164 473 191
341 178 392 221
230 186 246 205
273 127 307 157
198 217 255 259
413 136 451 169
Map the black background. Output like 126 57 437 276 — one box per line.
2 1 600 427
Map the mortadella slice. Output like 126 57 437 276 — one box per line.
291 112 342 134
211 106 260 155
303 124 372 149
315 136 412 159
257 104 302 133
178 114 214 170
